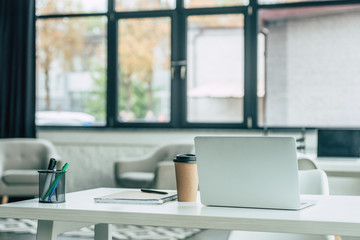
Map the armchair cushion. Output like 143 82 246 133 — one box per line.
2 170 38 185
119 172 154 188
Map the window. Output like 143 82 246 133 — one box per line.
118 17 172 123
258 0 333 5
36 0 107 15
185 0 248 8
115 0 176 11
187 14 245 123
36 16 107 126
35 0 360 129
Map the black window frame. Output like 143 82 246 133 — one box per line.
35 0 360 131
110 8 178 129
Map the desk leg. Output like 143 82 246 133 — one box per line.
36 220 57 240
94 223 112 240
36 220 92 240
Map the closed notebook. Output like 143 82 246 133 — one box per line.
94 190 178 204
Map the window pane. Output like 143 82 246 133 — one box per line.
118 18 171 123
36 17 107 126
258 5 360 127
36 0 107 15
187 14 244 123
257 32 266 127
116 0 176 11
185 0 248 8
259 0 333 5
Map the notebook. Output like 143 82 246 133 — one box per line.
94 190 178 204
194 136 315 210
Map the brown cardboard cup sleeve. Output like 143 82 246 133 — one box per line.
173 154 198 202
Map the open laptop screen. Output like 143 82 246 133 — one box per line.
317 129 360 158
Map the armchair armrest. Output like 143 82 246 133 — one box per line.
114 148 170 188
114 146 170 176
153 161 176 190
114 155 159 177
114 155 161 188
0 156 3 176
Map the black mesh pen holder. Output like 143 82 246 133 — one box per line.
38 170 66 203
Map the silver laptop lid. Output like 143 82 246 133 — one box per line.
195 136 301 210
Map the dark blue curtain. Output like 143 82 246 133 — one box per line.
0 0 36 138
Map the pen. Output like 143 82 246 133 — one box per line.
47 177 60 202
40 158 57 199
43 163 69 201
48 158 57 170
47 173 57 201
141 188 168 195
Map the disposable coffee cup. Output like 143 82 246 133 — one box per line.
173 154 198 202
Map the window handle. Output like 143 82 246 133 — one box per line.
180 65 186 80
171 60 187 80
171 66 175 80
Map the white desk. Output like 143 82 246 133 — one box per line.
1 188 360 240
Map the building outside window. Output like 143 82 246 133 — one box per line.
258 5 360 128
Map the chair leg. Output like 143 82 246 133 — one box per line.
1 195 9 204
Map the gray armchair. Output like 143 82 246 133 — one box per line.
0 138 61 203
114 143 194 189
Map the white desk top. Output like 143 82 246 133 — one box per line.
1 188 360 237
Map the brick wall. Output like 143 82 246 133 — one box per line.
265 9 360 127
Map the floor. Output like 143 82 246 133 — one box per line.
0 230 231 240
2 232 360 240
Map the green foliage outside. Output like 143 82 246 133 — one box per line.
85 63 156 122
119 79 148 120
85 64 106 121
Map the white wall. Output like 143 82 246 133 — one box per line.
38 129 360 196
38 129 263 192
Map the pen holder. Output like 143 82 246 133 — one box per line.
38 170 66 203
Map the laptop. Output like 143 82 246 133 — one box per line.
194 136 315 210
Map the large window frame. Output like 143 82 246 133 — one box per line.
110 5 177 129
35 0 360 130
